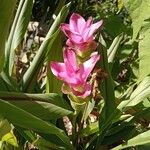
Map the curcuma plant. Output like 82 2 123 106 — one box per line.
0 0 150 150
51 13 102 99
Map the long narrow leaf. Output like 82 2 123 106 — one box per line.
0 99 74 149
0 92 73 120
118 76 150 110
98 34 116 118
4 0 33 76
96 34 116 147
0 0 17 72
21 3 71 92
108 33 123 63
112 130 150 150
46 31 63 94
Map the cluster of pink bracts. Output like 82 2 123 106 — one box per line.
50 13 103 99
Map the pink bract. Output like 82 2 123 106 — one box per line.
60 13 103 52
50 47 100 98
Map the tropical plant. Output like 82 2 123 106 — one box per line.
0 0 150 150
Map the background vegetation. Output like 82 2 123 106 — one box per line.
0 0 150 149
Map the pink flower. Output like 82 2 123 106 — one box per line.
50 47 100 98
60 13 103 54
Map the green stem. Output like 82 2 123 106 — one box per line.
76 102 88 147
71 111 77 146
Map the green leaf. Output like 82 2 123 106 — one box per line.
0 99 74 149
118 76 150 110
45 1 68 94
124 0 150 81
34 138 63 150
107 33 123 64
0 117 11 139
82 99 95 121
4 0 33 76
0 0 17 72
95 34 116 146
103 126 135 145
0 92 73 120
2 131 18 147
0 71 19 92
139 25 150 80
112 130 150 150
21 3 71 92
16 127 37 143
46 31 63 94
81 122 98 137
128 76 150 106
98 34 116 117
104 15 125 38
123 0 150 40
117 0 123 11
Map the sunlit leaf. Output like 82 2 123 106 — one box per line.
0 117 11 139
118 76 150 110
2 131 18 147
108 33 123 64
81 122 98 137
123 0 150 40
4 0 33 76
112 130 150 150
0 99 74 149
0 0 17 72
139 25 150 80
117 0 123 12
